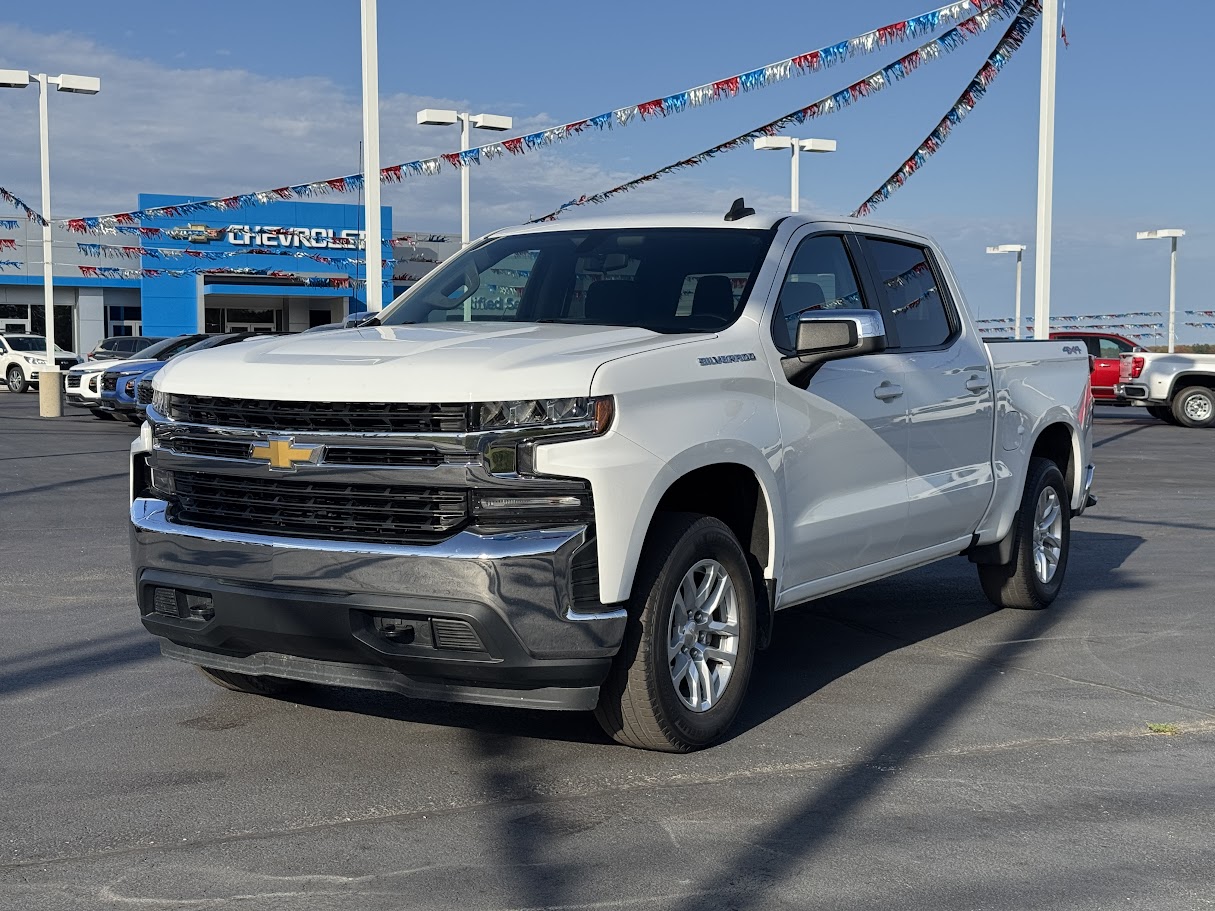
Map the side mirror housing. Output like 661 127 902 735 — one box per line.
783 309 887 387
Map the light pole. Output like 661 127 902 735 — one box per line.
0 68 101 418
359 0 383 313
417 109 514 247
753 136 837 213
1033 0 1060 340
1137 229 1185 353
987 244 1027 339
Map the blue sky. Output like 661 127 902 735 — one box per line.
0 1 1209 339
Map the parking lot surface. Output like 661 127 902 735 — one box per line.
2 391 1213 910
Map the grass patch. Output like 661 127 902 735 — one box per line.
1146 722 1180 735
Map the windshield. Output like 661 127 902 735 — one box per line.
379 228 772 333
7 336 68 353
139 334 208 360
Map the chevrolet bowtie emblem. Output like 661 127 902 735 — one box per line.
250 438 318 470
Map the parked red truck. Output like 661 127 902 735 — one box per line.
1049 332 1145 403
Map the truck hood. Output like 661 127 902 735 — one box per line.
154 323 704 402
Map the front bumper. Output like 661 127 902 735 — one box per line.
130 497 626 711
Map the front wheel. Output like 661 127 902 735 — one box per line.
595 514 756 752
1171 386 1215 429
978 457 1071 611
6 365 29 394
197 666 302 696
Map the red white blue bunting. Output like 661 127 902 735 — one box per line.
0 238 16 251
0 219 19 231
57 0 1010 232
852 0 1041 217
0 260 22 270
530 0 1022 222
0 187 47 226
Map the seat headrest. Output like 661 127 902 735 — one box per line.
780 281 826 314
691 274 736 322
585 280 640 324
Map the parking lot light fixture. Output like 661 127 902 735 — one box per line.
416 108 514 248
753 136 836 214
1 69 101 417
987 244 1027 339
1136 229 1185 353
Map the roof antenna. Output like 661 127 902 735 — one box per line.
724 197 754 222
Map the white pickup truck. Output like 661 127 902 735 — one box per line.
130 206 1095 751
1115 350 1215 428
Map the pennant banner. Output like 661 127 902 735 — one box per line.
0 219 19 231
0 238 16 251
852 0 1040 216
58 0 1011 232
75 241 382 266
61 221 450 248
530 0 1023 222
0 260 22 270
76 264 365 287
0 187 47 226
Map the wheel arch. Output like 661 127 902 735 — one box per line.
1168 373 1215 400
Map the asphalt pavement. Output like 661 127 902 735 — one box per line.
1 391 1213 911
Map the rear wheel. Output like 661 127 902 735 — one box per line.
6 365 29 394
1146 405 1177 425
595 514 756 752
197 666 302 696
979 457 1070 611
1171 386 1215 429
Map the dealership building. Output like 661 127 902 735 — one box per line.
0 193 458 354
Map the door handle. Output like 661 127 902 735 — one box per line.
965 375 990 394
874 381 904 401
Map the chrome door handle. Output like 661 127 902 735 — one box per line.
874 382 904 401
965 375 990 394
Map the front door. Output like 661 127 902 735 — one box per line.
858 235 995 552
769 231 910 594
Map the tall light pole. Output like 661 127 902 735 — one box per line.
359 0 383 313
1033 0 1060 340
753 136 837 213
1137 229 1185 353
0 68 100 418
987 244 1027 339
417 109 514 246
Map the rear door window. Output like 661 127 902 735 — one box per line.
862 238 956 350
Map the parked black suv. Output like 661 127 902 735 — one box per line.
88 336 165 362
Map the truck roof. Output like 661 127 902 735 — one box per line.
494 211 922 239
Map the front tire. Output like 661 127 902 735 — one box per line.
1171 386 1215 429
6 365 28 394
595 514 756 752
197 666 302 696
978 457 1071 611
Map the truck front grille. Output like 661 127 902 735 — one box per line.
162 395 469 434
66 373 82 389
136 379 154 405
100 374 118 392
169 471 470 544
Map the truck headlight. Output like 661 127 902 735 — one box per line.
476 397 613 434
28 357 46 366
151 389 170 416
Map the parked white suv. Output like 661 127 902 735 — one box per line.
131 207 1095 751
0 334 81 393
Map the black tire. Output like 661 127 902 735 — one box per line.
6 365 28 394
1171 386 1215 429
1146 405 1178 425
90 408 117 421
979 457 1070 610
197 665 302 696
595 514 756 752
126 414 143 425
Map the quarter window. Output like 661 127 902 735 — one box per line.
772 235 864 351
865 239 953 350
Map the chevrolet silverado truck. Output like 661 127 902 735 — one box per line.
130 207 1095 752
1115 350 1215 427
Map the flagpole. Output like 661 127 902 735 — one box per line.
1033 0 1059 340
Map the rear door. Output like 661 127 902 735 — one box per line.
769 229 909 590
856 234 995 552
